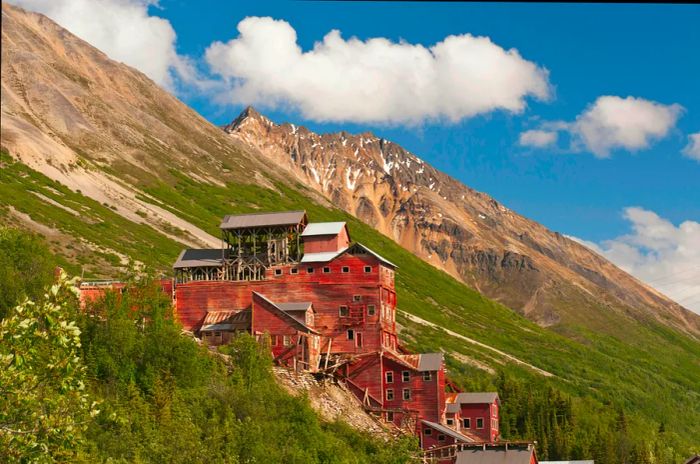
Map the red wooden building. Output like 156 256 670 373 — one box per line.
80 210 519 457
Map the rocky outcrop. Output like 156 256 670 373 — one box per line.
225 108 700 336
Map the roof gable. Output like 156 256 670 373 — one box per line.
252 292 318 334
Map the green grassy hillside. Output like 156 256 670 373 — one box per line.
1 150 698 462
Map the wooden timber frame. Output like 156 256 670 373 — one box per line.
221 222 305 281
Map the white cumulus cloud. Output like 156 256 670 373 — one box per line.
571 207 700 314
204 16 551 125
519 129 557 148
8 0 194 89
683 132 700 161
523 96 683 157
571 96 683 157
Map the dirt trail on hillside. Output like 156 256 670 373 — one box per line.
398 310 555 377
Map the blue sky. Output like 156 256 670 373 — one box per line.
9 0 700 311
164 1 700 239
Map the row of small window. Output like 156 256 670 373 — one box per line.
385 370 432 383
274 265 374 276
385 388 412 401
444 417 485 429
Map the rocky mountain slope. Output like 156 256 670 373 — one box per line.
225 108 700 336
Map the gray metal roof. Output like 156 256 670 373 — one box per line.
418 352 443 371
456 392 500 405
455 448 534 464
173 248 224 269
301 222 347 237
276 302 313 312
220 210 307 230
421 420 475 444
300 249 346 263
446 403 461 414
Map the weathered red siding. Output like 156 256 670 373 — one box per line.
174 253 397 354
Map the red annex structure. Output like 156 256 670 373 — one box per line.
80 210 538 462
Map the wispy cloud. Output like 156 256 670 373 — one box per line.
204 16 551 125
570 207 700 313
519 129 558 148
683 133 700 161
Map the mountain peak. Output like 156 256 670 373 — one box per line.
225 106 275 132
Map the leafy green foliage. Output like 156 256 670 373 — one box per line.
0 272 97 462
0 228 57 319
79 279 417 463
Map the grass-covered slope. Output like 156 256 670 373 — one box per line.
2 150 698 462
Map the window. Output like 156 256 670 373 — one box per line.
424 428 432 436
347 330 354 340
323 266 331 273
446 418 454 426
386 389 394 401
402 371 410 382
364 266 372 273
402 389 411 400
385 371 394 384
274 269 282 276
463 418 471 429
353 295 362 302
342 266 350 273
476 418 484 429
356 332 363 347
438 434 445 442
307 267 314 274
386 411 394 422
367 305 376 316
423 371 432 381
339 305 349 317
283 335 291 346
290 267 298 274
214 331 221 337
271 335 278 346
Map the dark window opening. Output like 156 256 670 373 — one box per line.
353 295 361 302
424 428 432 436
386 389 394 401
403 389 411 400
423 371 432 381
290 268 298 274
347 329 354 340
385 371 393 383
274 269 282 276
402 371 410 382
367 305 376 316
342 266 350 273
476 418 484 429
364 266 372 273
339 305 349 317
307 267 314 273
323 267 331 273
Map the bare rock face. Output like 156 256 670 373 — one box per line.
225 108 700 336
